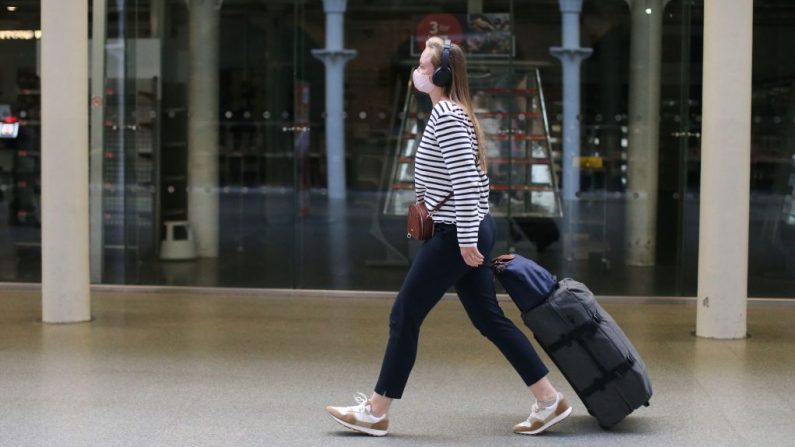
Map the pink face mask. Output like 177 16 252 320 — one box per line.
412 68 436 94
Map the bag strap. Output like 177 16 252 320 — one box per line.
427 192 454 214
422 147 478 213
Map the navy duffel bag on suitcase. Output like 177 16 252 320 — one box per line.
492 254 653 429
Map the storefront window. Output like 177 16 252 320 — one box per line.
0 0 792 297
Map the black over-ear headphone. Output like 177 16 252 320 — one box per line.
432 39 453 87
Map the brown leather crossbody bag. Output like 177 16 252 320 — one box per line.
406 193 454 241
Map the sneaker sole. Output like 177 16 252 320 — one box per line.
327 412 388 437
514 405 573 435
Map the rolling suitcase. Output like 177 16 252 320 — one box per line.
492 254 652 429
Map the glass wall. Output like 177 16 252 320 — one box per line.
0 1 41 282
0 0 793 297
748 0 795 296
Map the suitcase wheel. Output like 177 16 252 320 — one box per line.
644 401 650 407
599 424 612 431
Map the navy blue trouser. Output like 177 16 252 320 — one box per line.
374 214 549 399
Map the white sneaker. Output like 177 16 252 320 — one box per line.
513 392 572 435
326 392 389 437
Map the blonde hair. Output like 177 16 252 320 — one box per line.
425 36 487 172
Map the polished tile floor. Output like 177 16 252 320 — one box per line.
1 289 794 446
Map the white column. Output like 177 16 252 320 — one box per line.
41 0 91 323
696 0 752 339
550 0 592 203
550 0 592 261
312 0 356 200
625 0 667 266
188 0 220 257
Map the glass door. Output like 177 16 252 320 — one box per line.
99 0 158 284
95 0 306 288
212 0 302 288
658 0 702 296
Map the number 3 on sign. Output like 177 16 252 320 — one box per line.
416 14 462 49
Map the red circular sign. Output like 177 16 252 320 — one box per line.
415 14 463 52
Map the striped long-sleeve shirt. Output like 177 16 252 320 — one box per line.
414 100 490 247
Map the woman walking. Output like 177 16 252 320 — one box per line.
326 36 572 437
